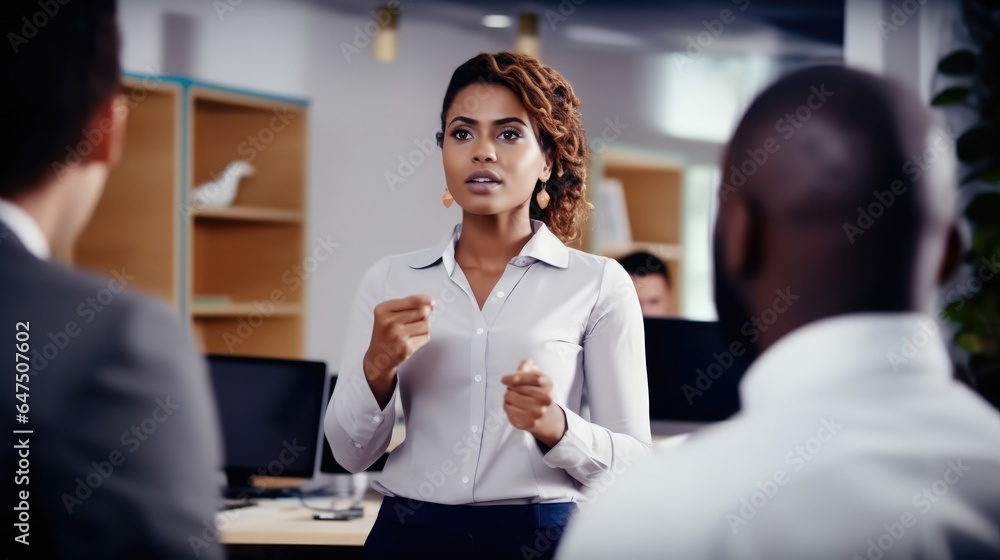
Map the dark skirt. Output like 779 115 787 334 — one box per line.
363 496 578 560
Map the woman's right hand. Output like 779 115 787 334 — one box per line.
363 294 433 391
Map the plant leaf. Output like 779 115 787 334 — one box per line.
972 227 1000 256
981 168 1000 185
931 86 971 106
964 166 1000 185
956 331 983 353
966 193 1000 225
938 49 978 75
944 299 971 323
957 125 1000 162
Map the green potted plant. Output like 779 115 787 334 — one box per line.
933 0 1000 409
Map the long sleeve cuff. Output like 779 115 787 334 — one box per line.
541 405 610 478
329 370 396 468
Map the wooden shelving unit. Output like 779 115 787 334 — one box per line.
191 303 303 318
599 241 683 262
590 149 685 316
192 206 304 223
74 80 183 307
74 74 309 359
188 85 308 358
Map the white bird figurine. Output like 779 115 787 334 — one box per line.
191 160 254 208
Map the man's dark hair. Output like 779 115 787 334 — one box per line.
617 251 671 286
1 0 121 198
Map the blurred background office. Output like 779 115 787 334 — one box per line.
70 0 990 397
42 0 998 555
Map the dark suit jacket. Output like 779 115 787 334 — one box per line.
2 220 224 559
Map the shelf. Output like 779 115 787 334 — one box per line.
192 95 306 211
74 82 181 305
77 75 309 359
193 206 304 223
604 166 682 246
193 316 303 358
595 148 685 316
600 242 683 261
192 221 304 304
191 303 303 318
603 150 683 171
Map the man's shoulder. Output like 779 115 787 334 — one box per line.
3 253 187 374
3 250 147 310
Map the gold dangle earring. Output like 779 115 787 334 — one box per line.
536 182 550 210
442 188 454 208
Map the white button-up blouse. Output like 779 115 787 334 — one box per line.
325 220 651 505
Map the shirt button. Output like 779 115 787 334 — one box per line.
476 328 484 335
462 476 469 484
373 415 381 424
474 374 483 382
353 441 362 449
471 425 479 433
496 291 505 298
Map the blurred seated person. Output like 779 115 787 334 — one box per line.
617 251 673 317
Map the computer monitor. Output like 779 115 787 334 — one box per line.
643 318 753 435
318 374 389 474
206 355 327 496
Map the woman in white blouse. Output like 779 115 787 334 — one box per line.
325 52 651 560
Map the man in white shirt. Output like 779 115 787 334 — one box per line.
557 66 1000 559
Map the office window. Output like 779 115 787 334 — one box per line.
682 164 719 320
654 53 776 143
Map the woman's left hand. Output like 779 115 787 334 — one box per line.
501 359 567 448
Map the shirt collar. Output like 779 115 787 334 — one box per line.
408 219 569 272
738 312 952 414
0 198 50 260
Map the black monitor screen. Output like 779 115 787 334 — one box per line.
207 355 326 484
320 375 390 474
644 318 753 423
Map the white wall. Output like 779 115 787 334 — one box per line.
120 0 510 371
116 0 793 368
844 0 960 102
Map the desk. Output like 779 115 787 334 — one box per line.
218 426 407 557
220 494 382 547
222 433 685 546
219 432 687 557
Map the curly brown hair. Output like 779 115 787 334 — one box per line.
436 52 591 245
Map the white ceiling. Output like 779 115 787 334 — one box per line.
309 0 845 58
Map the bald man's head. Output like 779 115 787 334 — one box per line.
713 65 960 355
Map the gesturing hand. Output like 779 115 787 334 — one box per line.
501 359 567 448
364 294 433 385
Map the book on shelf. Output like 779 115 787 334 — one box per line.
192 295 232 307
596 177 633 250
